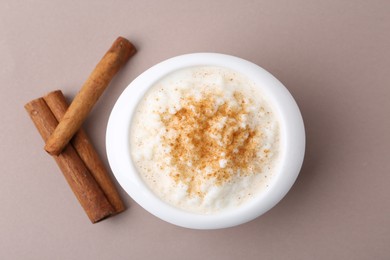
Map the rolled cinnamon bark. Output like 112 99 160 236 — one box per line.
44 37 136 155
43 90 125 214
25 98 115 223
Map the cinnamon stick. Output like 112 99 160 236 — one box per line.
25 98 115 223
43 90 125 214
44 37 136 155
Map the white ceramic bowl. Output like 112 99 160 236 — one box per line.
106 53 305 229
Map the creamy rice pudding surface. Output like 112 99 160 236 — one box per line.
130 66 280 214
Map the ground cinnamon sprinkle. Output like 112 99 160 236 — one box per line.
160 91 263 197
131 66 280 213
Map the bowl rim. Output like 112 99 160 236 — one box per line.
106 53 305 229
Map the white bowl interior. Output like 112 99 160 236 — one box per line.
106 53 305 229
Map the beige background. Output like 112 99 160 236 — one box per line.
1 0 389 259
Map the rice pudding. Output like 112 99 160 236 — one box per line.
130 66 280 214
